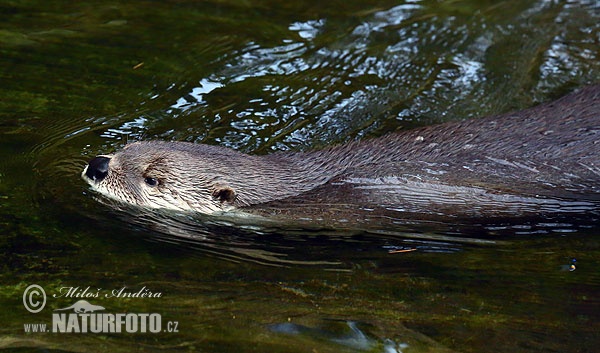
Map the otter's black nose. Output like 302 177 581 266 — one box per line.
85 156 110 182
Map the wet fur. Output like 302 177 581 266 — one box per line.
83 85 600 220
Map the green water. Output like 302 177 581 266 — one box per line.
1 0 599 352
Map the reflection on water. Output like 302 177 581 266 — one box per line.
269 321 412 353
81 195 463 269
70 0 600 154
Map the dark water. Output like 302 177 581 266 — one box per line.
1 0 599 352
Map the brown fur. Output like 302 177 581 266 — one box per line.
83 85 600 221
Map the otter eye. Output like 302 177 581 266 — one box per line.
144 177 159 187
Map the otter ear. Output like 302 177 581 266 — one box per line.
212 184 236 204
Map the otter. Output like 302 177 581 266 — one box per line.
82 85 600 223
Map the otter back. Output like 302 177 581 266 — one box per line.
82 85 600 224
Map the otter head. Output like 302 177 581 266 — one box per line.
81 141 238 214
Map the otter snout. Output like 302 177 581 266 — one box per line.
84 156 110 182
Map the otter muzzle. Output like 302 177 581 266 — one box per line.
84 156 110 182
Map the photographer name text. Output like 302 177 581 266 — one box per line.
53 286 162 299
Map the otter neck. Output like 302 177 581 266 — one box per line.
225 146 359 207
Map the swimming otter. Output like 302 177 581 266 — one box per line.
82 85 600 222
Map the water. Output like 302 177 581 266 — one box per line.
1 0 599 352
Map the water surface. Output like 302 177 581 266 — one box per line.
1 0 599 352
